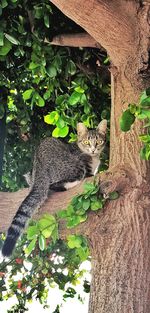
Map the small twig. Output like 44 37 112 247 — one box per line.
27 10 35 33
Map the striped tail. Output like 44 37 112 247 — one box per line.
2 187 48 257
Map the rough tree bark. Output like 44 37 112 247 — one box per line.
47 32 102 48
0 1 150 313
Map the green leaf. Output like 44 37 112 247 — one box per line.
56 117 65 128
140 146 146 160
146 88 150 96
77 246 89 261
22 89 33 101
44 14 50 28
74 86 84 94
66 60 76 75
145 145 150 160
82 199 90 211
0 31 4 46
39 234 46 251
128 104 137 114
140 90 147 103
27 225 39 240
52 126 69 138
140 97 150 107
137 109 150 120
76 208 87 215
38 215 56 238
51 225 59 243
4 33 20 45
42 213 55 221
57 209 68 218
29 62 39 70
56 94 67 105
139 134 150 143
1 0 8 8
67 216 81 228
58 126 69 137
0 38 12 55
67 235 82 249
34 5 43 19
43 90 51 100
25 238 37 256
67 214 87 228
53 55 62 71
140 144 150 160
71 196 79 206
46 65 57 78
80 93 87 105
52 127 60 137
38 96 45 107
66 204 75 215
34 93 45 107
76 247 88 261
44 111 59 125
91 200 103 211
69 91 81 106
69 133 77 143
120 109 135 132
83 182 96 192
109 191 119 200
103 56 110 64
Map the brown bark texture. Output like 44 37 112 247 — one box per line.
1 0 150 313
48 32 102 49
0 178 92 234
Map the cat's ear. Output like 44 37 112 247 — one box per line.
77 123 88 137
97 119 107 135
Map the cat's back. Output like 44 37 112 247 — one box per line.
36 137 79 160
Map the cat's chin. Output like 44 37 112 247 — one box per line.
87 151 99 157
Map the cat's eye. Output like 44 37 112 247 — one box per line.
97 139 104 145
83 140 90 145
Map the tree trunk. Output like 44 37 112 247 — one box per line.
85 73 150 313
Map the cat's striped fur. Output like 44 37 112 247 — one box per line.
2 120 107 257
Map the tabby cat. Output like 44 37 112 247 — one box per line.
2 120 107 257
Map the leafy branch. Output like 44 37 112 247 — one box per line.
120 88 150 160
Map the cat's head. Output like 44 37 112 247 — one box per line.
77 120 107 156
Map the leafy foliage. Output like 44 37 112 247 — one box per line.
0 0 110 191
0 180 114 311
0 234 90 312
120 88 150 160
25 182 106 257
57 182 105 228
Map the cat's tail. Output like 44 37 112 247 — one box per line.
2 186 48 257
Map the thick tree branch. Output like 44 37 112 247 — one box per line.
47 32 104 49
50 0 139 65
0 167 139 235
0 178 93 234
